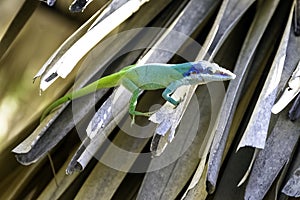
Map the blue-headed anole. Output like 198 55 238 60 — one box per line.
41 60 236 122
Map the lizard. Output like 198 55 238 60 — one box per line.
40 60 236 122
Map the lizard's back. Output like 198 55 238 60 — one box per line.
123 63 189 90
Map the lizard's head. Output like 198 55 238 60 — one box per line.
184 61 236 83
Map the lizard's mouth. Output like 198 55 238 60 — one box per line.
191 68 236 84
216 68 236 81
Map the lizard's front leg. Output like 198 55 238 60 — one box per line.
162 80 185 107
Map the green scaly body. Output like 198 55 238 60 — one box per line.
41 61 235 122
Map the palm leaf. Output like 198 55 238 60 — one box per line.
1 0 300 199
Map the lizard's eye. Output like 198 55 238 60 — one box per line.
204 67 214 74
209 67 217 74
190 70 198 74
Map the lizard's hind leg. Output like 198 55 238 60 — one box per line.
122 78 156 124
129 89 156 125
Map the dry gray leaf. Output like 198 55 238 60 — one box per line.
183 0 257 196
34 7 102 83
12 0 172 165
138 86 210 200
237 1 293 150
244 13 300 199
88 0 129 30
207 0 279 193
281 144 300 198
244 108 300 200
65 0 183 174
66 87 130 174
148 0 221 156
40 0 150 91
282 167 300 197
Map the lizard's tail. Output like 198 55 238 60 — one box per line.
71 70 125 99
40 70 126 122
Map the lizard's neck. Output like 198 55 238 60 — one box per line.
171 62 193 75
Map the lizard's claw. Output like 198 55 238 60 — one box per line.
131 115 136 126
169 93 186 108
173 95 185 108
130 111 156 126
176 93 187 107
143 111 156 117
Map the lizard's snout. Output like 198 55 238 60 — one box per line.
214 67 236 81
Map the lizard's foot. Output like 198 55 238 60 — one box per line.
173 93 186 108
165 95 186 108
171 99 183 108
130 110 156 117
129 110 156 126
141 111 156 117
131 115 136 126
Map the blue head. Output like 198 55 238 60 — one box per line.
183 61 236 84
